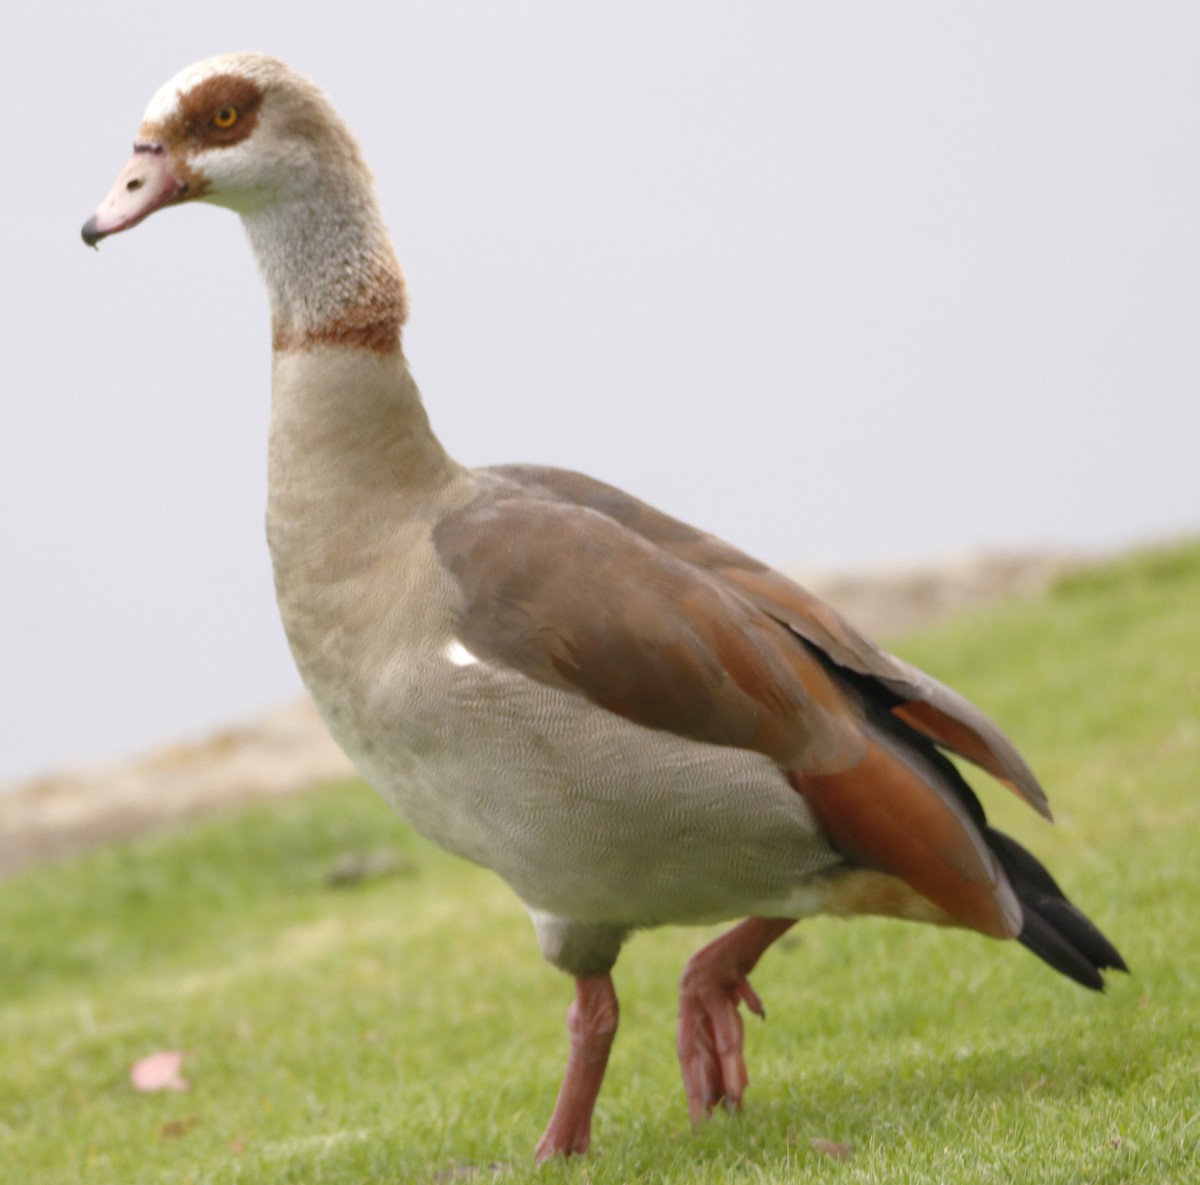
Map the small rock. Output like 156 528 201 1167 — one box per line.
158 1117 198 1139
810 1137 854 1161
326 847 414 887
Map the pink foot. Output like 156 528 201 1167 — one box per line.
676 918 795 1128
535 975 619 1161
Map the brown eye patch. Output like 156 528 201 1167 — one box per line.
181 74 264 147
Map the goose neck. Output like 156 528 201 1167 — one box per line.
242 185 409 354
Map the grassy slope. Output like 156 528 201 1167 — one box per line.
2 544 1198 1185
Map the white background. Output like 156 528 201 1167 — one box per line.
3 3 1197 784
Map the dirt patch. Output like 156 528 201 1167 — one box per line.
790 551 1081 641
0 700 355 879
0 551 1085 879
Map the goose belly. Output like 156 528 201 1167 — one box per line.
317 650 844 928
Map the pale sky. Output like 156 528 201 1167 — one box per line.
3 3 1198 785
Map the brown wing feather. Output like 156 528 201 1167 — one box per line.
488 464 1052 821
433 485 862 773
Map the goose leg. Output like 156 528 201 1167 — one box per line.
676 917 796 1127
535 974 620 1161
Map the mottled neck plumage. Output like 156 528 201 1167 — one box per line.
242 171 409 354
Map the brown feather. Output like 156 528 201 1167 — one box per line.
486 464 1052 820
789 736 1021 938
433 486 862 773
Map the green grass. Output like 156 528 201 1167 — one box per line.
3 543 1199 1184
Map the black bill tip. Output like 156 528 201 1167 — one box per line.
81 216 105 249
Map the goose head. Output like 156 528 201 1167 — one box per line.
82 53 368 245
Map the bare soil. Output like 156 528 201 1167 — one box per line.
0 552 1085 878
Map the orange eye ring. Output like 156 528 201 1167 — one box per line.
213 106 239 129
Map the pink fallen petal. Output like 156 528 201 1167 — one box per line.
130 1050 191 1092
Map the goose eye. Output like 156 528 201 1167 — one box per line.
212 106 239 129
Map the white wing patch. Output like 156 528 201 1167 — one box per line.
443 639 481 668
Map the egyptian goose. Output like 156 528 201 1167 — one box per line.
82 54 1125 1160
